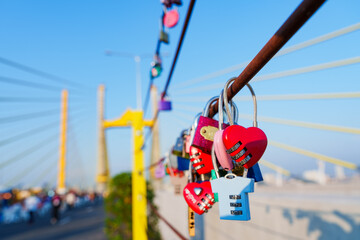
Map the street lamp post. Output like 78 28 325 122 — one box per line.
105 50 153 110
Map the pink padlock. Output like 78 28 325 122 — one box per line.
185 135 191 154
163 9 179 28
154 159 165 179
214 91 235 171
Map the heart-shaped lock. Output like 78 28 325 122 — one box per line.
223 125 267 169
189 146 214 175
222 79 267 169
163 9 179 28
183 181 215 215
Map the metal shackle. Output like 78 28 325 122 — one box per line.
223 77 258 127
202 96 219 117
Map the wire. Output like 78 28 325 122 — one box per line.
161 0 196 98
173 22 360 90
239 114 360 135
141 0 197 147
28 157 58 187
0 108 59 124
143 77 154 116
172 91 360 103
0 96 60 103
5 145 57 187
0 75 62 91
269 140 358 170
0 120 59 147
0 56 90 90
0 132 58 169
148 202 188 240
172 56 360 96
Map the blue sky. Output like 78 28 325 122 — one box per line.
0 0 359 189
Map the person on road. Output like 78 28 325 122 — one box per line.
24 194 40 224
51 192 62 224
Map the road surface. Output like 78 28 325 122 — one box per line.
0 202 106 240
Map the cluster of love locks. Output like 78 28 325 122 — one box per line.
155 77 268 221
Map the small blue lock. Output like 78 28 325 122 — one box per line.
247 163 263 182
177 156 190 171
210 133 254 221
210 174 254 221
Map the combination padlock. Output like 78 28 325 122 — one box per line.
222 78 267 169
192 97 229 154
210 144 254 221
183 181 215 215
189 146 214 175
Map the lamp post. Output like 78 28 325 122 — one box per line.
105 50 154 110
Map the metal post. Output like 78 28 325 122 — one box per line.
150 85 161 187
96 85 110 193
132 111 148 240
135 56 142 110
57 89 68 193
103 109 154 240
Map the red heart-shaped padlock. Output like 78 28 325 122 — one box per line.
163 9 179 28
222 125 267 169
190 146 214 174
183 181 215 215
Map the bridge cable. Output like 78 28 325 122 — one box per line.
174 22 360 90
207 0 326 118
0 132 58 169
0 120 59 147
0 56 91 90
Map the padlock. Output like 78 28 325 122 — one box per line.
163 9 179 28
150 56 163 78
183 181 215 215
172 129 189 158
211 173 254 220
177 156 190 171
189 146 214 175
189 112 201 147
158 97 172 111
160 30 169 44
161 0 182 8
246 163 263 182
172 130 186 156
192 97 229 153
171 175 188 195
154 159 165 179
210 144 254 221
214 90 236 171
222 78 267 169
169 152 178 169
185 134 191 155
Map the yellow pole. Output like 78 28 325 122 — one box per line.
57 89 68 193
103 109 153 240
132 111 147 240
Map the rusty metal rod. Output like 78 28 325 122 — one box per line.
208 0 326 117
